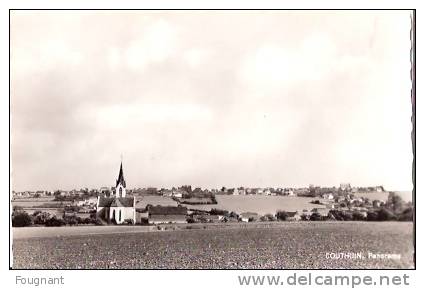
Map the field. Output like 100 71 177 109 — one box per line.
353 192 389 202
187 195 324 214
12 222 414 269
135 195 177 208
11 197 58 207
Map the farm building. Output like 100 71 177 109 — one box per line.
240 212 259 222
148 205 188 224
135 208 149 224
286 211 302 221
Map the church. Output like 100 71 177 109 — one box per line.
96 161 136 224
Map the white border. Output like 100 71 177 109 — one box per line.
1 1 421 288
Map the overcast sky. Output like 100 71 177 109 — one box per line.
11 11 413 191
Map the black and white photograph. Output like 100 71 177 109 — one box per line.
9 10 415 270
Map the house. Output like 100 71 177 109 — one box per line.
171 189 185 198
192 214 221 223
148 205 188 224
286 211 301 221
240 212 258 222
96 161 136 224
75 197 98 207
322 193 334 200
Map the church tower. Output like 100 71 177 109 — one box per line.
115 161 126 197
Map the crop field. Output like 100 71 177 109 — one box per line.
12 222 413 269
187 195 325 214
135 195 177 208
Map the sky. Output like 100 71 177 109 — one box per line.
11 11 413 191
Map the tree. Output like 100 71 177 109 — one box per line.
32 211 52 225
386 192 404 214
276 211 289 221
12 211 32 227
210 208 229 216
398 207 413 221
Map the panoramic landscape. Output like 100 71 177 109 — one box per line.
10 10 414 269
12 179 414 269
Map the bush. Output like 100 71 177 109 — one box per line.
367 211 379 221
352 211 366 221
92 218 103 226
186 217 196 223
123 218 134 225
63 216 79 226
309 212 322 221
12 211 32 227
81 217 92 224
45 216 65 227
377 208 397 221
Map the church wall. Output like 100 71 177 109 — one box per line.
121 207 135 223
109 207 135 224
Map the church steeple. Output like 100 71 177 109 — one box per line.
116 162 126 188
115 160 126 197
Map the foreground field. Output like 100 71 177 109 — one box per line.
12 222 414 269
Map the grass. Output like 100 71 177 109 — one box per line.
12 222 413 269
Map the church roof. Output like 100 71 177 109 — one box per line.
116 162 126 188
98 197 114 207
98 196 134 208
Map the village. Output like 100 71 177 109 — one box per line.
11 162 413 228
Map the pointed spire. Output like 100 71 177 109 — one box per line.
116 161 126 188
